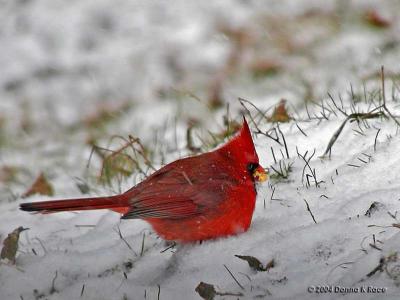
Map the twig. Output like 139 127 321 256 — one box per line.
223 264 244 290
357 157 368 164
323 111 385 157
322 116 349 157
295 123 307 136
328 93 348 117
269 165 281 176
369 243 382 251
80 284 85 297
362 152 372 159
238 97 273 122
114 226 136 256
298 149 322 187
304 199 317 224
305 102 312 120
160 242 176 253
271 147 277 164
270 186 276 203
387 211 397 220
277 125 289 159
366 257 385 277
238 98 282 145
347 164 360 168
140 232 146 256
50 271 58 294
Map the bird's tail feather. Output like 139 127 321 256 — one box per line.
20 195 130 214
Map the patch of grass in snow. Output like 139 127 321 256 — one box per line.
87 135 155 189
269 158 293 183
321 67 400 158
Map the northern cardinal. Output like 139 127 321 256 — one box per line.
20 118 267 242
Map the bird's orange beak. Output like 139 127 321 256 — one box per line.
253 165 268 182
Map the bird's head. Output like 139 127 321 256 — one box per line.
218 117 267 183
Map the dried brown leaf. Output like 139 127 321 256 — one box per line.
364 10 391 28
250 59 281 77
1 226 29 264
268 99 291 123
235 254 275 272
195 282 216 300
22 172 54 198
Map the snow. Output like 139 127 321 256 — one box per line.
1 0 400 299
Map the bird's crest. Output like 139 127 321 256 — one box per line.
217 117 259 164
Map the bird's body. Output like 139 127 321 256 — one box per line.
20 119 266 242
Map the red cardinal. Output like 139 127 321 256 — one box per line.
20 118 267 242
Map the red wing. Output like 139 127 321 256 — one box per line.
121 165 238 220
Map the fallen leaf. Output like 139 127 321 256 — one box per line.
364 10 391 28
22 173 54 198
268 99 291 122
1 226 29 264
196 281 244 299
195 282 216 300
235 255 275 272
250 59 281 78
365 201 386 217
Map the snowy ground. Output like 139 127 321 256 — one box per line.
1 0 400 299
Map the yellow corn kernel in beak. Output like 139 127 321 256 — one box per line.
253 165 268 182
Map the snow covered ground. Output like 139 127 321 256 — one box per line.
1 0 400 299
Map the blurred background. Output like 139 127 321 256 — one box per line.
0 0 399 200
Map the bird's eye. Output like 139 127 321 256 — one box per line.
247 163 259 173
